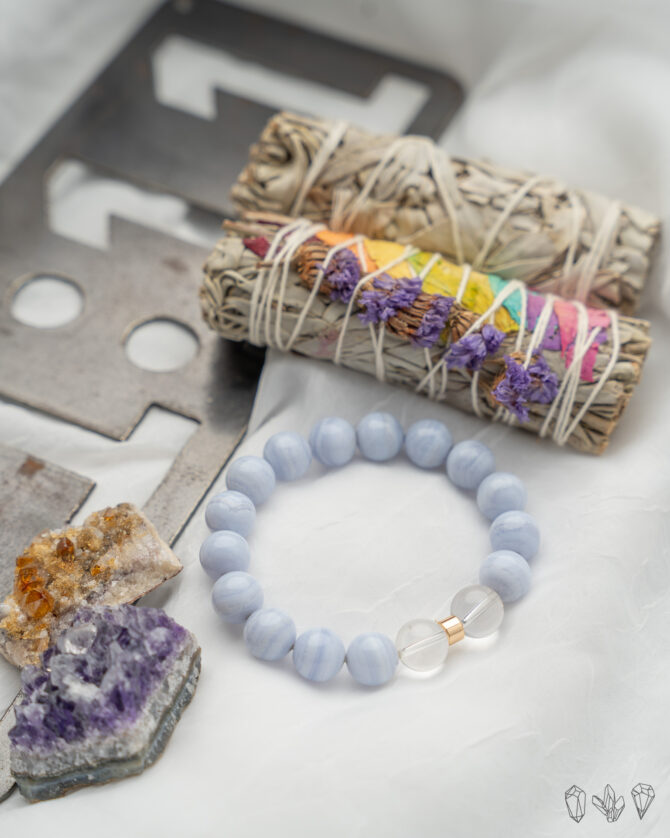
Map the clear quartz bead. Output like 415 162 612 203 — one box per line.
396 618 449 671
450 585 504 638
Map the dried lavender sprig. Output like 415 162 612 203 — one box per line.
359 276 423 325
445 324 504 371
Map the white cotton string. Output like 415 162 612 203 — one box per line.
283 235 363 351
414 252 441 400
373 323 386 381
539 301 593 442
417 275 526 397
248 218 310 345
333 244 417 366
290 120 348 216
557 310 620 445
472 175 544 270
573 201 621 303
335 137 409 231
272 223 326 350
428 143 464 265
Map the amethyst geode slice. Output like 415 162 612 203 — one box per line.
9 604 200 802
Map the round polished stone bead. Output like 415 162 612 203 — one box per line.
205 490 255 536
489 510 540 560
476 472 527 520
293 628 345 682
244 608 296 661
450 584 504 638
211 571 263 623
404 419 453 469
226 456 276 505
356 412 404 462
309 417 356 467
446 440 495 490
395 618 449 672
199 530 250 580
480 550 531 603
346 632 398 687
263 431 311 481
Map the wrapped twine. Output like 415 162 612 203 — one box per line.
200 214 651 455
231 112 660 315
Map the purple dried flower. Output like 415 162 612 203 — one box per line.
481 324 504 355
412 295 454 347
321 249 361 303
492 352 559 422
527 354 559 404
445 324 504 371
359 276 423 325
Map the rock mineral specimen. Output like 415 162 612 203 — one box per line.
0 503 182 667
9 604 200 801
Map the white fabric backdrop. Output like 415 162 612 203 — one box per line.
1 0 669 834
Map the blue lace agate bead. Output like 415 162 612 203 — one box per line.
309 417 356 467
476 472 527 520
205 490 255 536
212 571 263 623
346 632 398 687
480 550 530 603
356 412 404 462
200 530 250 579
244 608 296 661
446 440 495 490
489 510 540 560
226 456 276 505
404 419 453 469
293 628 345 682
263 431 311 481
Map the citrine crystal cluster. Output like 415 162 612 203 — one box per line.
0 503 182 667
9 604 200 801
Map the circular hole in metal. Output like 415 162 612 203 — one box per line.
125 318 199 372
11 275 84 328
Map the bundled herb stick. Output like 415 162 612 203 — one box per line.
201 214 650 455
232 113 659 314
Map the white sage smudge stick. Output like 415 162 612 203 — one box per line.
201 214 651 455
231 112 660 315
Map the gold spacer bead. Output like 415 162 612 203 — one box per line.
437 615 465 645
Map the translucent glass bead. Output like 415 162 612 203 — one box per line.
263 431 311 481
404 419 453 468
309 417 356 467
395 618 449 671
476 472 527 520
356 412 404 462
450 585 504 638
446 440 495 490
226 456 276 506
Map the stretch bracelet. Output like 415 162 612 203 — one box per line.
200 413 540 687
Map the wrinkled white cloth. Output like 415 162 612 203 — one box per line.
1 0 669 834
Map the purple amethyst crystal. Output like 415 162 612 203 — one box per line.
321 248 361 302
359 276 423 324
446 324 505 371
412 295 454 347
9 604 200 801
